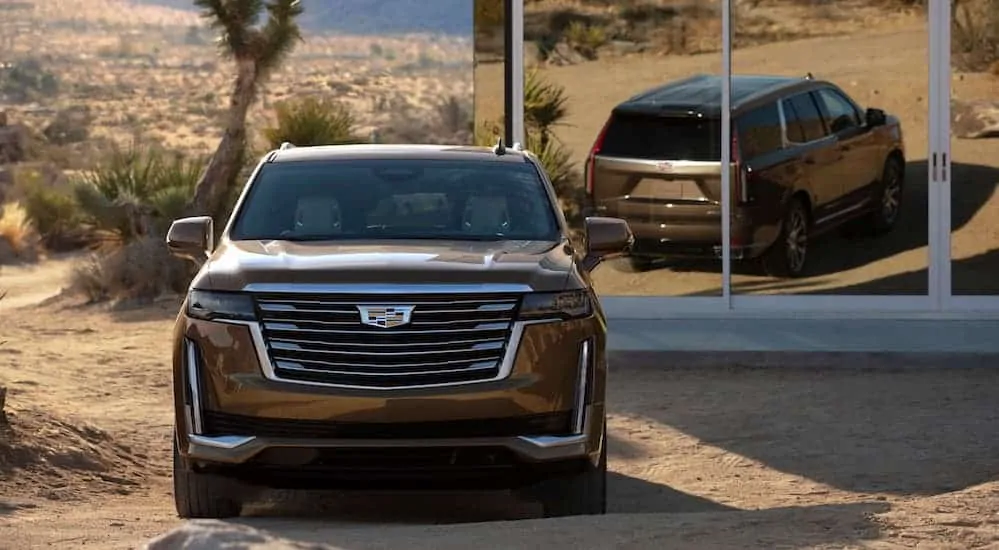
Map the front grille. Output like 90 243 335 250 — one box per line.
252 292 522 388
202 410 573 439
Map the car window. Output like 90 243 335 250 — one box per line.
780 98 807 143
815 88 862 134
737 102 784 160
783 92 827 142
229 158 560 241
599 112 722 161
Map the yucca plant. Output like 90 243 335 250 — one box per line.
524 68 569 144
72 144 205 245
262 96 363 148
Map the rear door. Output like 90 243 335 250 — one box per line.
779 91 841 221
589 111 723 228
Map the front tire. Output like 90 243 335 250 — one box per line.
761 196 809 278
173 436 243 519
867 157 905 235
528 427 607 517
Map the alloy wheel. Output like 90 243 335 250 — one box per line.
881 165 901 225
786 207 808 274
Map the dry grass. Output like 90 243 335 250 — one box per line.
0 202 40 263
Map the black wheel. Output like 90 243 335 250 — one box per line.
761 196 809 278
868 157 904 234
173 435 243 519
527 425 607 518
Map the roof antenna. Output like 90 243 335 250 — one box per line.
511 142 523 152
492 137 506 156
279 141 296 150
805 72 814 80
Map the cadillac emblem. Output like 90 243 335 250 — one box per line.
356 305 415 329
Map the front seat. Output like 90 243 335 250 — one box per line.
293 199 342 236
462 195 510 235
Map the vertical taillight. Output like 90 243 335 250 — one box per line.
585 118 611 196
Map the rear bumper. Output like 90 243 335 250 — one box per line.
587 199 778 260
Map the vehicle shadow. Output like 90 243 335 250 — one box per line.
607 354 999 497
616 160 999 290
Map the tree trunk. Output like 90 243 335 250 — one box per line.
185 59 259 218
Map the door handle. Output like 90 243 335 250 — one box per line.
931 153 938 182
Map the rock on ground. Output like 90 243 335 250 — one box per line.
951 99 999 139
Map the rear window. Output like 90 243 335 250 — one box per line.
229 158 560 242
782 92 828 143
737 102 784 160
599 112 722 161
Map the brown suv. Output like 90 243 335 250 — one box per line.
165 143 633 519
585 74 906 277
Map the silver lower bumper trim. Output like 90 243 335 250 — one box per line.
185 409 595 465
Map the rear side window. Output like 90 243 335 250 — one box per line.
782 93 827 143
737 102 783 160
599 112 722 161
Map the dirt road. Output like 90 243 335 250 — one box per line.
2 257 999 549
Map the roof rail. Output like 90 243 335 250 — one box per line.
492 137 506 156
279 141 296 150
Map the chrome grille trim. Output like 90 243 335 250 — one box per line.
247 289 535 389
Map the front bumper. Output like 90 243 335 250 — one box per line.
184 403 600 465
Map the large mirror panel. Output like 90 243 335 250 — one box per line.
729 0 930 296
522 1 726 297
949 0 999 295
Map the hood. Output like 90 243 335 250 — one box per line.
196 239 581 293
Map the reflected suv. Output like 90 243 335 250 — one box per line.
166 143 633 519
585 74 905 277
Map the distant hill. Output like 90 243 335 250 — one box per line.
134 0 475 35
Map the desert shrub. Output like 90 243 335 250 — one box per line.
952 0 999 72
71 144 204 245
564 21 608 60
0 201 41 263
42 106 93 146
0 58 59 103
262 97 363 148
70 236 195 303
21 184 87 251
524 69 569 137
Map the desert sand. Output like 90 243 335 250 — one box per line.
2 258 999 549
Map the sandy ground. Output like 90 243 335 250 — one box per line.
2 258 999 549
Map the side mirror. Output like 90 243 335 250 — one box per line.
865 107 887 127
581 216 634 271
166 216 214 264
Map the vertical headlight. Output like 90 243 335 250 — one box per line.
517 290 593 321
186 290 256 322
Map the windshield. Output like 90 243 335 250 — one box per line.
228 158 562 242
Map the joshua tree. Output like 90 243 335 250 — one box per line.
185 0 304 220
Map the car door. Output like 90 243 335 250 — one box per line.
812 86 881 206
779 91 840 223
